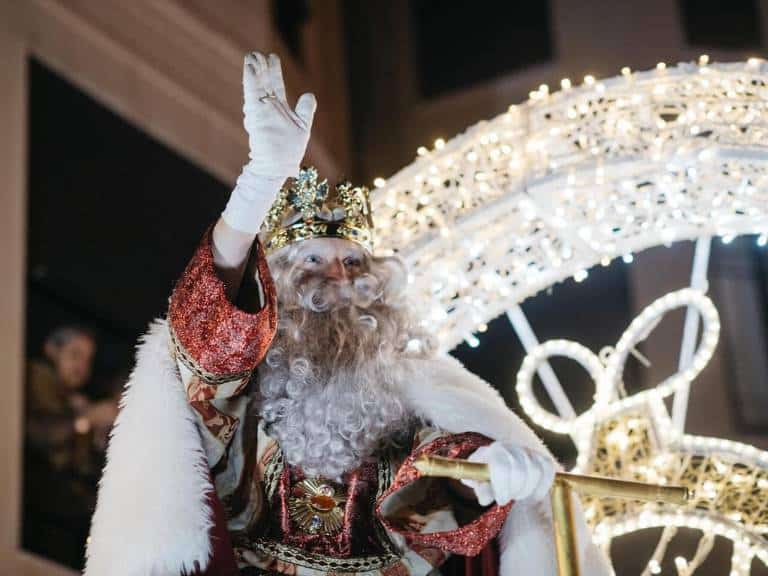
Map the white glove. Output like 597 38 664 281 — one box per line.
461 442 556 506
222 52 317 234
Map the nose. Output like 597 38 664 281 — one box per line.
325 259 348 281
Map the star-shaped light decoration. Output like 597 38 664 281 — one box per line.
371 59 768 353
516 288 768 575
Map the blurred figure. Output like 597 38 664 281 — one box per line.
23 325 117 570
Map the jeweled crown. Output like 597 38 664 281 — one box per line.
261 167 374 254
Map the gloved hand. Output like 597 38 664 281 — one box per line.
461 442 556 506
222 51 317 234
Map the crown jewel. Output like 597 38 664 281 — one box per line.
261 167 374 254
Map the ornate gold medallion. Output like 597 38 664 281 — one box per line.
289 478 347 535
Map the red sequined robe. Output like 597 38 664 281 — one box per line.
86 231 595 576
173 232 511 575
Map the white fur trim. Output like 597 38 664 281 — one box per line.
86 327 611 575
85 320 214 576
497 496 612 576
398 355 613 576
398 355 550 455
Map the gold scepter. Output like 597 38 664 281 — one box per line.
413 455 691 576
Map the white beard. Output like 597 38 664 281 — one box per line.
258 248 435 480
256 328 414 480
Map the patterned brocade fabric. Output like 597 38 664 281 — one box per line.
168 229 512 575
230 436 402 575
376 431 512 558
168 229 279 471
169 228 278 381
227 428 510 576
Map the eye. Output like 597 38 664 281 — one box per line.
343 256 362 268
304 254 323 265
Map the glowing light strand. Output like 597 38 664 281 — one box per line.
515 288 768 574
373 59 768 352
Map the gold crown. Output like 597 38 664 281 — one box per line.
261 167 374 254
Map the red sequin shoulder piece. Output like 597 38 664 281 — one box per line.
168 228 278 379
376 432 513 557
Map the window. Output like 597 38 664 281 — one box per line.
411 1 553 98
679 0 761 50
272 0 311 62
24 59 227 569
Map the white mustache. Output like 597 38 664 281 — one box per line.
296 275 382 312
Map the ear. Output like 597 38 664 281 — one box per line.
266 244 296 279
372 255 408 300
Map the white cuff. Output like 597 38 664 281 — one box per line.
462 442 555 505
221 164 288 234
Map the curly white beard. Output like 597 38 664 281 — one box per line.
257 250 433 480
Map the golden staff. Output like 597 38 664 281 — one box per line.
413 455 691 576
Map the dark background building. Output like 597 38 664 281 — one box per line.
3 1 768 574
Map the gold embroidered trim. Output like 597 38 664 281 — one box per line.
263 445 285 502
168 324 252 385
372 450 400 558
376 450 394 499
243 537 400 572
250 449 400 568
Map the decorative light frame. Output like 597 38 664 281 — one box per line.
372 58 768 352
516 288 768 575
371 58 768 574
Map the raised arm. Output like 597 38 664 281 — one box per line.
213 51 316 300
168 52 316 404
165 53 316 476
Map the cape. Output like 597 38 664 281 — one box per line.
84 319 611 576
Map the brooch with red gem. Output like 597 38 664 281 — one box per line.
289 478 347 535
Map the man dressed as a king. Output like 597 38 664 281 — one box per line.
85 52 611 576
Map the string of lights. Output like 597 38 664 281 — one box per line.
370 59 768 573
516 288 768 574
372 58 768 352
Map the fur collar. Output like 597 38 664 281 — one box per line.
85 320 610 576
85 320 213 576
395 355 552 455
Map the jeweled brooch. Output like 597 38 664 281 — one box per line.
289 478 347 535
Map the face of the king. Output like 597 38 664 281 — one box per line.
285 237 370 309
259 236 432 479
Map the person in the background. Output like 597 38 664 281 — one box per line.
23 325 117 569
26 326 117 467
